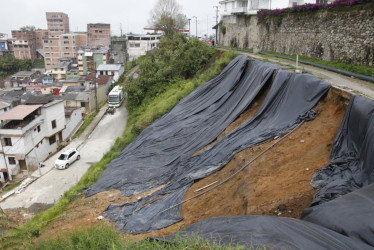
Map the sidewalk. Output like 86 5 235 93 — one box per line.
31 103 108 178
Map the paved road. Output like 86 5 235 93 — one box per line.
242 51 374 100
0 104 128 209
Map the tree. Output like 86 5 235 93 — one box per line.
20 25 35 32
148 0 187 38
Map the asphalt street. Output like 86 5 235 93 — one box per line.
0 104 128 209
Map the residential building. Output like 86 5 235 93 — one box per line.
96 64 124 83
62 106 82 141
51 61 71 80
11 30 37 60
127 34 161 61
219 0 335 16
0 100 66 182
84 74 112 93
46 12 70 37
77 47 110 75
0 101 11 116
43 33 87 70
0 37 11 56
87 23 111 47
35 29 49 48
110 38 127 64
60 86 106 115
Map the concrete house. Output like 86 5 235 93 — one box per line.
96 64 124 83
62 106 83 141
51 61 71 80
0 100 66 182
84 75 112 93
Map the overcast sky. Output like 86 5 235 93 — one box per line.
1 0 220 38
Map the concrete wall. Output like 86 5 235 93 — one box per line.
220 7 374 66
63 108 83 141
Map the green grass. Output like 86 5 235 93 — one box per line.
1 181 22 193
30 223 252 250
0 50 238 248
72 101 107 139
262 51 374 77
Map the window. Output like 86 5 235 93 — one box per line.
49 135 56 145
51 120 56 129
80 102 85 107
37 125 41 132
8 157 16 165
3 137 12 146
64 41 69 44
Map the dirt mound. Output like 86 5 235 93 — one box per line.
28 84 350 241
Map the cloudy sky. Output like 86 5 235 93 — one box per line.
1 0 220 38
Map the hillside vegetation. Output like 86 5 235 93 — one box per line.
1 35 238 249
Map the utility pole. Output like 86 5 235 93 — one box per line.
214 6 219 45
188 18 191 38
193 16 198 38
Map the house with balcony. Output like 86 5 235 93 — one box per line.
0 100 66 182
219 0 334 16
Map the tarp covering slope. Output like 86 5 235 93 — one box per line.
87 56 330 233
302 183 374 247
110 70 329 234
311 95 374 205
87 56 279 197
160 216 372 250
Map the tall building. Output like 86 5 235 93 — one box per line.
43 33 87 69
11 30 37 60
46 12 70 37
35 29 49 48
87 23 111 47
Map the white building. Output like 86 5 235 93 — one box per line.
0 100 66 182
127 34 162 61
96 64 124 83
219 0 334 16
62 106 83 141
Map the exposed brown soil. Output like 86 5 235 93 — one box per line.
4 86 350 243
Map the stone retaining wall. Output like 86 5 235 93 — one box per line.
219 8 374 66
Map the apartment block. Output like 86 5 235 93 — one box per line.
46 12 70 37
87 23 111 47
43 33 87 70
77 47 110 75
35 29 49 48
11 30 37 60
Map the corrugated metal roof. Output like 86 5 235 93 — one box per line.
97 64 122 71
0 105 41 121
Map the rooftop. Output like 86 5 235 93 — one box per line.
97 64 122 71
0 105 41 121
84 75 112 85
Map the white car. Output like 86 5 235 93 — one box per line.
55 148 80 169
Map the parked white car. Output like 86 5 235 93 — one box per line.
55 148 80 170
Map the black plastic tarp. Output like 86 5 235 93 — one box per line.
87 56 331 234
87 55 279 197
302 183 374 247
159 216 373 250
311 95 374 205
